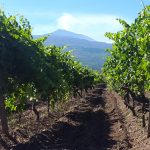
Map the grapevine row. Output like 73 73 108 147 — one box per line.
102 6 150 135
0 11 101 135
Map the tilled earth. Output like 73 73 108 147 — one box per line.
1 84 150 150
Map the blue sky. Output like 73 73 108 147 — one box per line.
1 0 150 42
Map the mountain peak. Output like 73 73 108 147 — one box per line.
33 29 112 70
52 29 95 41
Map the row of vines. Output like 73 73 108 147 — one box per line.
0 10 101 135
102 6 150 136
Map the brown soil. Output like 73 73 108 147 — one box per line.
0 85 150 150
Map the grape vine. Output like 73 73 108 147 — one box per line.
0 10 102 134
102 5 150 135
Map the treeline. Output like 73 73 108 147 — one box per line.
0 11 102 135
102 6 150 135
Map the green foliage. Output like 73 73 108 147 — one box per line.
0 10 101 116
103 6 150 96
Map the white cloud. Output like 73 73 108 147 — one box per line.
57 13 123 42
57 13 80 30
32 13 127 42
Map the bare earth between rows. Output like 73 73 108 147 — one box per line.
0 85 150 150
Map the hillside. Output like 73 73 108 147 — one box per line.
34 30 112 70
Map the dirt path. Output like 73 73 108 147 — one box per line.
11 85 134 150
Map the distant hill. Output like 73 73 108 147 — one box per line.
51 29 95 41
34 29 112 70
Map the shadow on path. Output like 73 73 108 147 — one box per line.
13 85 117 150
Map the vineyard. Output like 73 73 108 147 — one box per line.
103 6 150 136
0 4 150 150
0 10 101 135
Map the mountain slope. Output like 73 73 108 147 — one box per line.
34 30 111 70
51 29 95 41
